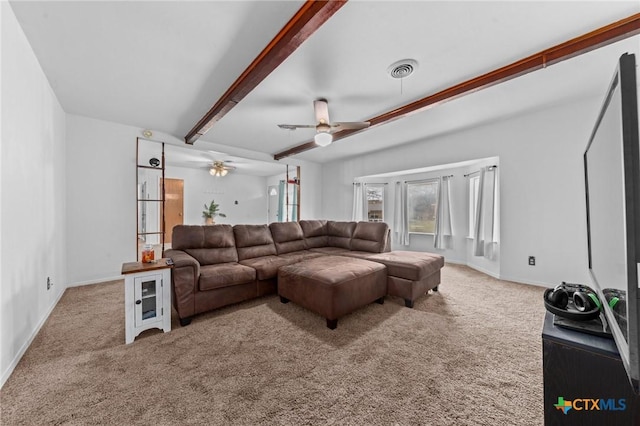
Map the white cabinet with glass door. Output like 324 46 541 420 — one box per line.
122 260 172 344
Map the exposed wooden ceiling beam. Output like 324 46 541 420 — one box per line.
184 0 347 145
274 13 640 160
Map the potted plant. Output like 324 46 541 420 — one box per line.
202 200 226 225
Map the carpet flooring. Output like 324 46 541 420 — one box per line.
0 264 545 425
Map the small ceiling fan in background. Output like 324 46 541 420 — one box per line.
209 160 235 177
277 99 370 146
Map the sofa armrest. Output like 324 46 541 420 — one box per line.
384 228 391 252
164 249 200 319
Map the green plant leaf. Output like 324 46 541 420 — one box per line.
203 200 224 218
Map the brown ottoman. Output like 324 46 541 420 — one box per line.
368 251 445 308
278 255 387 329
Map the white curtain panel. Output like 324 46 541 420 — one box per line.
473 167 497 258
351 183 364 221
434 176 453 249
486 168 499 259
393 181 410 246
491 168 500 245
362 183 374 221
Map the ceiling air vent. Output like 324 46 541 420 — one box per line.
387 59 418 79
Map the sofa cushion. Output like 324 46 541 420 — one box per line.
173 225 238 265
239 255 293 281
199 263 256 291
336 250 380 260
350 222 389 253
171 225 205 250
269 222 306 254
300 220 328 248
327 221 356 249
309 246 351 256
278 250 325 263
233 224 277 261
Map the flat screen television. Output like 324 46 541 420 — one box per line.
584 52 640 394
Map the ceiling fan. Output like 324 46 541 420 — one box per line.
209 160 235 177
277 99 370 147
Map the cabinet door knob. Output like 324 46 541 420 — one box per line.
135 300 141 305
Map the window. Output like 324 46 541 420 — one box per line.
366 185 384 222
407 180 439 233
468 175 480 237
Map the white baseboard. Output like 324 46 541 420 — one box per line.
67 275 123 287
445 259 501 280
466 263 501 280
443 259 466 266
498 275 551 288
445 260 550 288
0 286 65 389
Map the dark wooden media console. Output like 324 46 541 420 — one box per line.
542 312 639 425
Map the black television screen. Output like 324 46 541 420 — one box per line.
584 52 640 394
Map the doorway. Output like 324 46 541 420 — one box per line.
268 185 279 223
161 178 184 245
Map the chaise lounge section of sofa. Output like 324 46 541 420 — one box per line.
164 220 444 327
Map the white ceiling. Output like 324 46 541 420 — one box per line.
9 1 640 167
162 143 288 177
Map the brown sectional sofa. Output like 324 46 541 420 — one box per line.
164 220 444 327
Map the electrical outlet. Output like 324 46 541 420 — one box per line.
528 256 536 266
47 277 52 290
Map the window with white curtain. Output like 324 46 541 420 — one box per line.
407 180 439 234
468 175 480 237
366 185 384 222
472 166 499 258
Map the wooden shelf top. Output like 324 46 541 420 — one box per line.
121 258 172 275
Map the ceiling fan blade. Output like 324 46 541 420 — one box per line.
314 99 330 125
277 124 316 130
332 121 371 131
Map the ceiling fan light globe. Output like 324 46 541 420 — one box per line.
209 160 230 176
314 132 332 147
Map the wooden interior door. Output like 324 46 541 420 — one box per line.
161 178 184 245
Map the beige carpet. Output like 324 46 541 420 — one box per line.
0 264 545 425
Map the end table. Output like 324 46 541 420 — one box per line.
121 258 173 344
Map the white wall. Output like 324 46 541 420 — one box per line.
65 115 139 285
298 161 322 219
1 3 67 387
321 98 602 287
65 115 324 286
68 116 273 283
165 165 269 226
